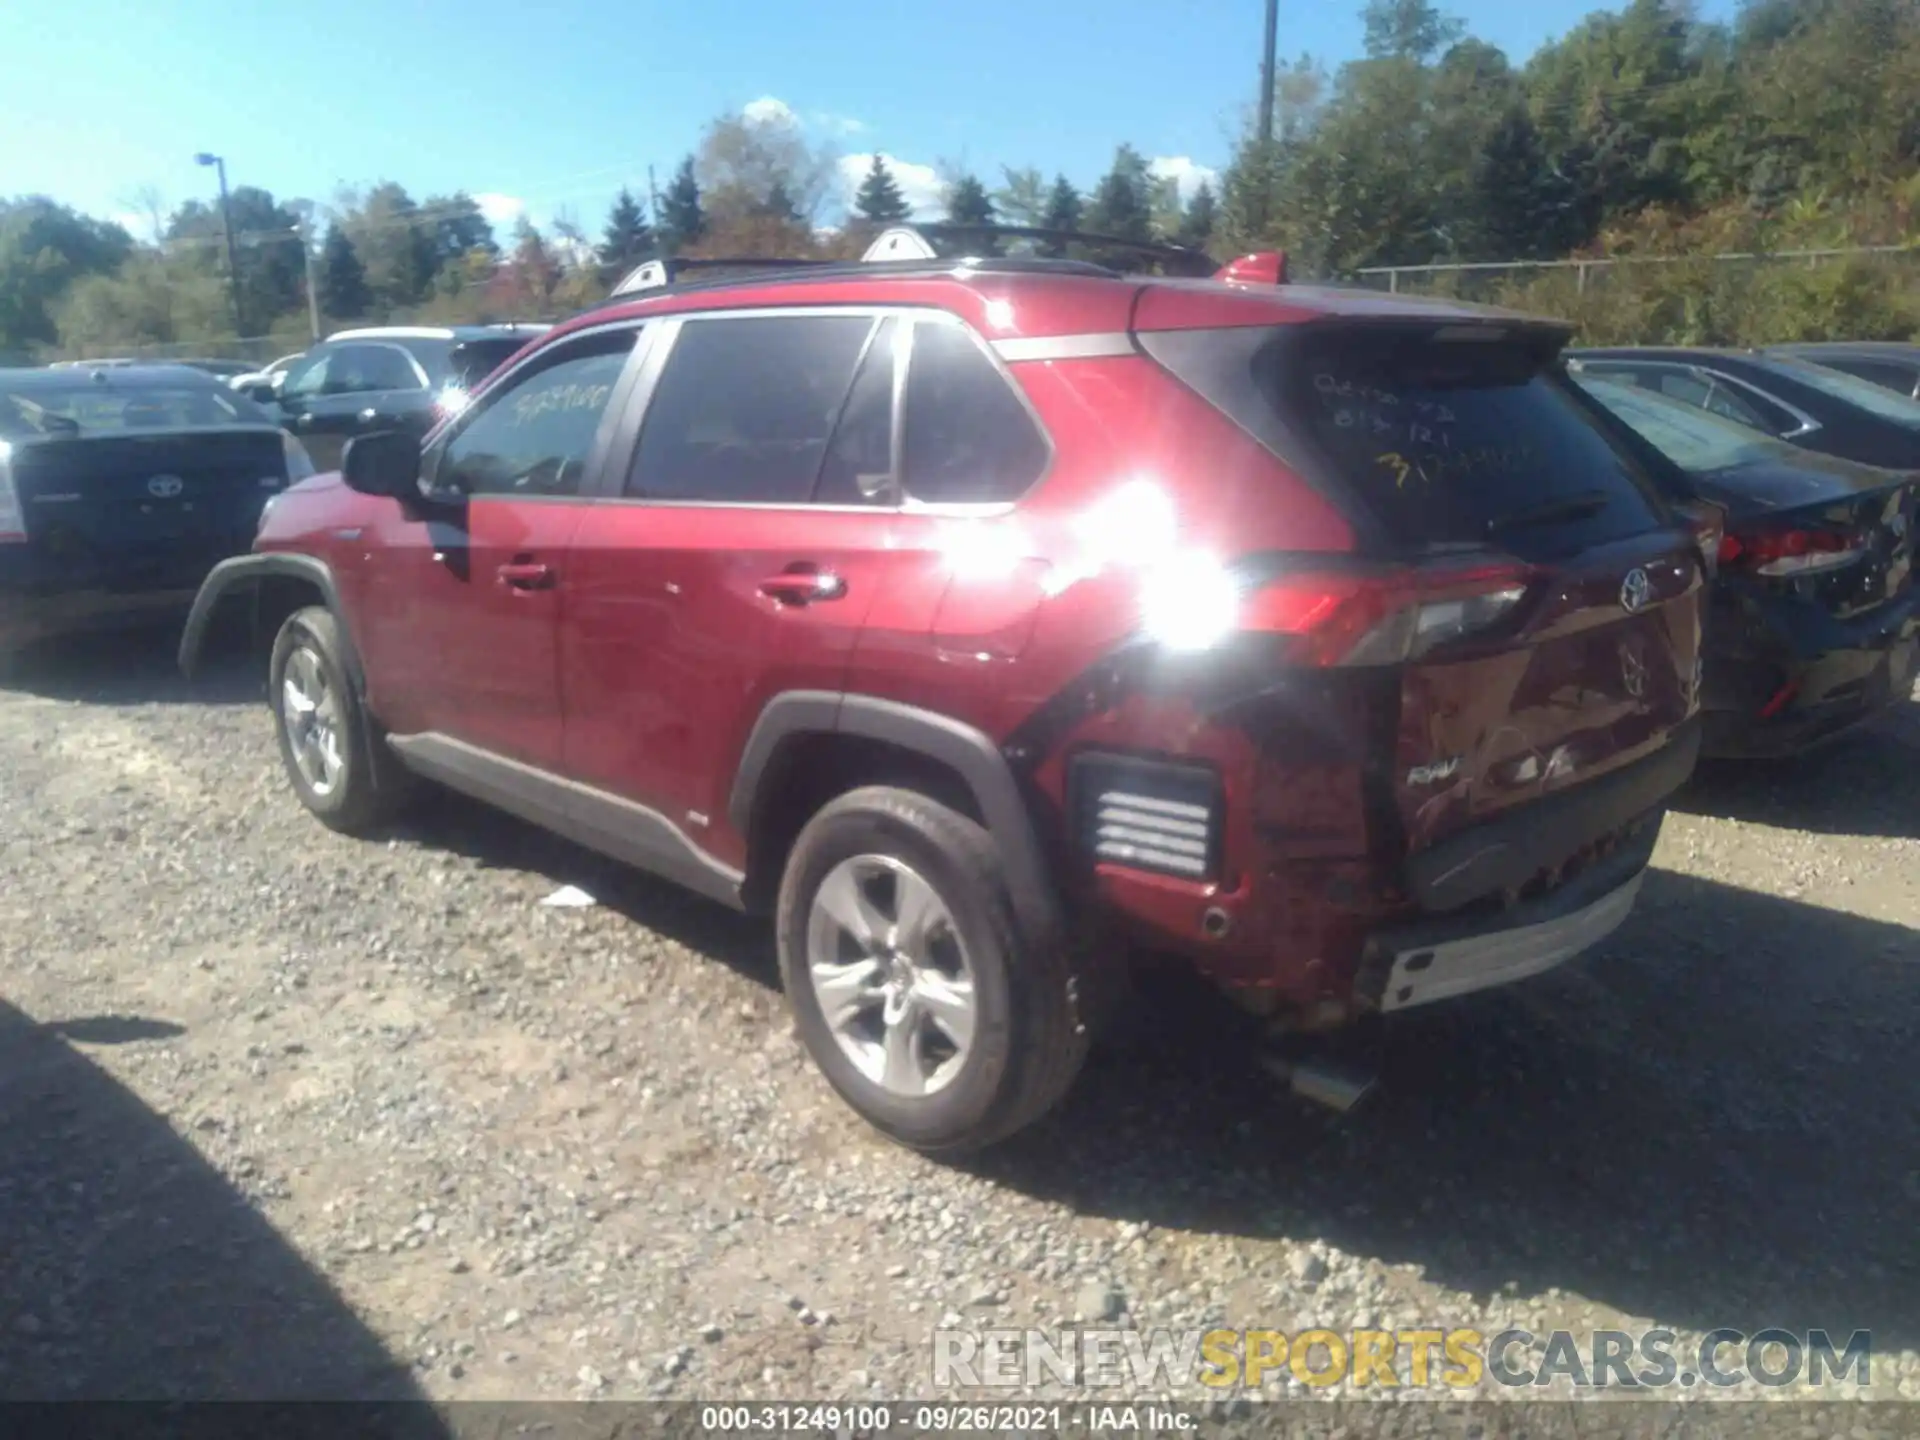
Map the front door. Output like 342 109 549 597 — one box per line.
354 328 642 770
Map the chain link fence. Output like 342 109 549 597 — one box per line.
1349 245 1920 346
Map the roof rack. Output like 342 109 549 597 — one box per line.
859 223 1219 277
609 254 839 297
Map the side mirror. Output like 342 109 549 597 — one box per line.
341 429 423 499
244 381 278 404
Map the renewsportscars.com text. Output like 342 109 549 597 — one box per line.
932 1327 1872 1392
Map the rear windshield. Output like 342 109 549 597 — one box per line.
1147 324 1669 554
1572 375 1793 473
448 339 533 388
1756 354 1920 427
0 380 272 439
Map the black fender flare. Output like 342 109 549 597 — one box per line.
178 553 364 694
728 691 1064 945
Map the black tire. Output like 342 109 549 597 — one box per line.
268 606 412 834
776 785 1087 1154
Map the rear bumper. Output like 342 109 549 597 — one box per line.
1701 588 1920 759
1356 819 1659 1012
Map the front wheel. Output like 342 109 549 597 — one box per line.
269 606 412 834
776 786 1087 1154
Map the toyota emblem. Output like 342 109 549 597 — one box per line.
146 474 185 499
1619 567 1652 614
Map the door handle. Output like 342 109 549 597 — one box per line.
497 561 556 591
759 567 847 605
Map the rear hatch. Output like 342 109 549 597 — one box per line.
6 430 286 588
1143 316 1703 903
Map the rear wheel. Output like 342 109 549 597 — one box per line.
269 606 412 834
776 786 1086 1154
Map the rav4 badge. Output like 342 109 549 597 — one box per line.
1406 757 1462 786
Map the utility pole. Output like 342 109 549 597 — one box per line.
196 152 244 339
298 221 321 341
647 165 661 232
1258 0 1279 147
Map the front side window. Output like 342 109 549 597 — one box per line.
1760 355 1920 427
625 315 876 504
435 333 635 498
279 349 333 400
900 318 1050 504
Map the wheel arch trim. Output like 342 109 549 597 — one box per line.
178 553 363 693
729 691 1063 941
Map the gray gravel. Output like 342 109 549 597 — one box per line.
3 628 1919 1421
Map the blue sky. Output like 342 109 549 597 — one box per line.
2 0 1737 242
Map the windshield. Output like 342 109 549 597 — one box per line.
1760 355 1920 426
0 380 272 438
1570 375 1793 473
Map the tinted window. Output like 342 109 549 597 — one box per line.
814 318 898 506
900 319 1049 504
437 334 634 498
626 316 875 504
1212 328 1666 553
279 349 332 399
0 380 262 437
1575 377 1792 472
1813 358 1920 399
326 344 421 395
1652 371 1768 429
1759 355 1920 426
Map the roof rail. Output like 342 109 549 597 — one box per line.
610 254 837 297
859 223 1217 277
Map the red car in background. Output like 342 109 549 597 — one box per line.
182 226 1707 1152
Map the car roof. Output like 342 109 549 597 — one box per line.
1 363 224 389
323 323 552 343
548 263 1558 348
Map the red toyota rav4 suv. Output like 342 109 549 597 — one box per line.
182 229 1705 1152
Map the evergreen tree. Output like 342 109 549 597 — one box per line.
317 227 370 319
599 187 654 268
657 157 707 255
1463 107 1555 259
1178 181 1219 251
853 156 912 224
944 173 996 227
1039 174 1083 256
1083 145 1154 244
759 179 806 225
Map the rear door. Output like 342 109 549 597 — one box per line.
1258 326 1702 857
560 311 894 858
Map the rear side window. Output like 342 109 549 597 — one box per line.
1823 359 1920 397
900 318 1049 504
1146 326 1668 554
814 318 899 506
626 315 875 504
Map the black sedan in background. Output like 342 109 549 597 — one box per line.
1571 373 1919 758
1570 345 1920 469
0 365 314 663
1768 341 1920 403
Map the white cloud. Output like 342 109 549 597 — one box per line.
474 192 527 227
1148 156 1220 200
837 153 946 219
109 211 150 240
742 95 798 127
811 111 867 137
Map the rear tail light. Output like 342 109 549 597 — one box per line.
1237 562 1534 667
1718 526 1868 577
0 440 24 544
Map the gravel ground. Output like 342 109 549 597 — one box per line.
3 627 1919 1427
